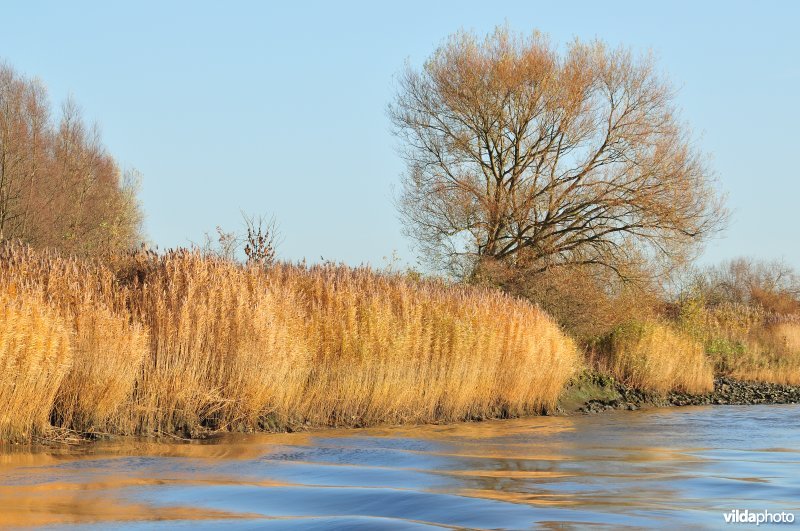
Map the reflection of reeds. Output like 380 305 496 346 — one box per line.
0 479 256 529
0 244 578 442
602 321 714 395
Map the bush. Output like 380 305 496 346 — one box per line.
473 260 660 343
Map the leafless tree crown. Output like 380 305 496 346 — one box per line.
196 212 280 267
390 28 727 279
0 62 143 255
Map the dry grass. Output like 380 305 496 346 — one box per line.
0 287 72 442
127 255 578 434
127 254 313 435
0 245 148 435
601 321 714 395
730 322 800 385
290 265 576 426
679 301 800 385
0 244 579 442
772 322 800 353
52 303 149 433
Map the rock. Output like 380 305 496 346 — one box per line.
567 374 800 417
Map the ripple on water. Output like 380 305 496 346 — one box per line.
1 404 799 529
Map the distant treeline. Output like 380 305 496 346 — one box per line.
0 62 142 256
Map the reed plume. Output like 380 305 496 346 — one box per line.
602 321 714 395
0 244 579 442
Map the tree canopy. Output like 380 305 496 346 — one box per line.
390 27 727 280
0 62 143 256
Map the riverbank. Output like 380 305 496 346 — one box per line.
4 375 800 447
559 372 800 415
1 243 798 445
0 244 579 443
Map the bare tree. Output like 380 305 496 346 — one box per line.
0 64 49 242
390 28 727 280
686 258 800 314
0 62 143 255
242 213 279 267
196 212 280 266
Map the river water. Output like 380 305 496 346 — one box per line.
1 405 799 529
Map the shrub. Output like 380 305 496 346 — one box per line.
473 260 660 343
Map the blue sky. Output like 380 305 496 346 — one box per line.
1 1 798 268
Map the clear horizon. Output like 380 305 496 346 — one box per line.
2 0 798 269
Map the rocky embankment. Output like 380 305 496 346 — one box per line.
667 377 800 406
557 373 800 415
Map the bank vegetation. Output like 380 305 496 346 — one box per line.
0 243 578 442
2 29 800 444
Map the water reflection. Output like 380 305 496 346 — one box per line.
1 405 799 529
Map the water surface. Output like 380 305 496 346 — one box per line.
2 405 799 529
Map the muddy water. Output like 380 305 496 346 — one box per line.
2 405 799 529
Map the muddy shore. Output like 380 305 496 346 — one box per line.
558 373 800 415
9 374 800 447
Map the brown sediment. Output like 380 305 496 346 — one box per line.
563 375 800 415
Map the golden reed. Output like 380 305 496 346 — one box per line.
601 321 715 395
680 302 800 386
0 244 578 442
734 322 800 386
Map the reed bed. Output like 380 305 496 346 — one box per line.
0 244 579 442
729 323 800 385
601 321 715 395
53 303 149 433
0 286 72 441
679 302 800 385
0 245 148 435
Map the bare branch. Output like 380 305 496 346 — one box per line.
390 28 727 280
